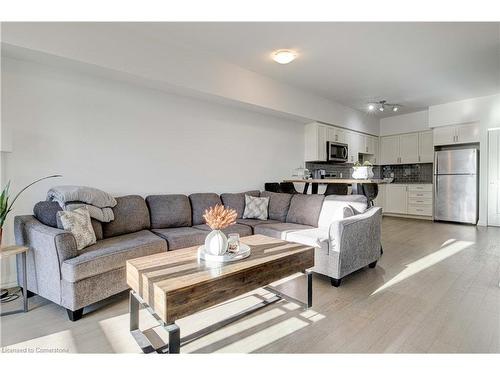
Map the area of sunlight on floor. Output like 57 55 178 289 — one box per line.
95 290 325 353
371 238 474 295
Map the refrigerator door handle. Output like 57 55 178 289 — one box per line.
434 152 438 174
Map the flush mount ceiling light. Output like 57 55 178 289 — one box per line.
271 49 297 64
367 100 402 113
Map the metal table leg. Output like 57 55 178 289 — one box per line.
22 252 28 312
306 270 312 308
165 323 180 354
302 182 309 194
0 251 29 317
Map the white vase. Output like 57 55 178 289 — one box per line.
204 230 228 256
352 166 374 179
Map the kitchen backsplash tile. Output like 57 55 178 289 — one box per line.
382 163 433 183
305 162 433 183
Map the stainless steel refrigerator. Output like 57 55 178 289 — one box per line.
434 148 479 224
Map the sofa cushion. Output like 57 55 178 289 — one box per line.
193 223 252 237
220 190 260 219
285 228 330 254
254 222 315 239
33 201 62 228
189 193 222 225
151 227 208 251
236 218 280 229
260 191 293 221
102 195 151 238
146 194 192 229
61 230 167 282
286 194 325 227
317 195 368 228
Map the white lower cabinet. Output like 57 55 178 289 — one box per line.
384 185 408 214
378 183 433 219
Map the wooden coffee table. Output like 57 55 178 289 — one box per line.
126 234 314 354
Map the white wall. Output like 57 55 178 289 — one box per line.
0 56 306 286
2 23 380 135
379 110 429 136
428 94 500 226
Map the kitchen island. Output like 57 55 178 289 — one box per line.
283 178 389 195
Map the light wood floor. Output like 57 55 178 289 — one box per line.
1 217 499 353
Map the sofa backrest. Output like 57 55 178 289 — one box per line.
146 194 192 229
189 193 222 225
286 194 325 227
102 195 150 238
317 194 368 228
220 190 260 219
260 191 293 222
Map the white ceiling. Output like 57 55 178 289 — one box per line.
125 22 500 117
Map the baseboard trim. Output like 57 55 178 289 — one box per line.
383 213 433 221
0 280 19 289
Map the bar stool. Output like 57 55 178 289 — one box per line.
324 183 348 196
360 183 378 207
279 182 300 194
264 183 281 193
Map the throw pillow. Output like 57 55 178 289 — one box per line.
242 195 269 220
57 207 96 250
33 201 63 228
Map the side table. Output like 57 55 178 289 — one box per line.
0 245 29 316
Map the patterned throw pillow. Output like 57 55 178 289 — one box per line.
57 207 97 250
242 194 269 220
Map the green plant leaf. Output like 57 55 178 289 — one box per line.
1 175 62 228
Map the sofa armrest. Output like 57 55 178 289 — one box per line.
15 215 78 265
328 207 382 277
14 215 78 304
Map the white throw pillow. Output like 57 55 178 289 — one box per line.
58 207 97 250
242 195 269 220
318 196 367 228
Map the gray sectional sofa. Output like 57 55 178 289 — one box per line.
15 190 382 321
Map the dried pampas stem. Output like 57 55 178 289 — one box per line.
203 204 237 230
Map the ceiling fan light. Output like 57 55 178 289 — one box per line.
368 104 375 111
393 106 399 112
379 106 385 112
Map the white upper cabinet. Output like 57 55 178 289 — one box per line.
365 136 377 155
433 126 456 145
433 123 480 146
418 131 434 163
347 131 363 163
326 127 336 143
305 122 328 161
399 133 419 164
380 135 400 164
380 130 434 165
334 128 347 144
456 123 480 144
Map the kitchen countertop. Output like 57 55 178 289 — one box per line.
284 178 390 184
390 181 433 184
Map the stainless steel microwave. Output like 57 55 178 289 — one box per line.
326 141 348 163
